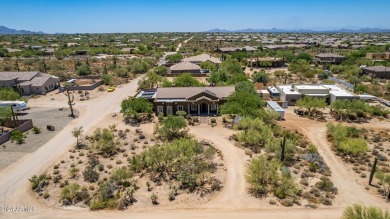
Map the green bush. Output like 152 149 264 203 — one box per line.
10 130 25 144
32 126 41 134
29 174 48 190
246 155 281 197
83 167 99 183
342 204 390 219
338 138 368 156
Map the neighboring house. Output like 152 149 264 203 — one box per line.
215 46 257 53
120 48 137 54
248 57 285 68
361 66 390 79
0 71 60 95
276 84 358 106
366 52 390 61
314 53 345 65
6 48 23 53
136 86 235 116
169 62 201 74
215 47 241 53
182 54 221 65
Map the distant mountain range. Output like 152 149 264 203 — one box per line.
206 28 390 33
0 26 45 34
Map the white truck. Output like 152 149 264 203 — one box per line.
0 101 28 111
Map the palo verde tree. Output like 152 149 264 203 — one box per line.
137 70 162 89
162 73 205 87
0 106 12 131
72 126 83 147
296 96 327 116
121 97 153 123
156 115 188 141
220 90 264 118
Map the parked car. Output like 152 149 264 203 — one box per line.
107 86 115 92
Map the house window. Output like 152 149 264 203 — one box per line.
211 103 217 111
157 106 163 114
177 105 183 111
167 106 173 115
191 104 197 111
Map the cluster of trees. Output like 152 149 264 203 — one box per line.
296 96 327 117
162 73 205 87
288 59 320 78
235 118 274 153
121 97 153 123
165 53 183 63
219 82 278 124
331 100 389 121
326 123 368 156
208 59 247 85
129 138 220 193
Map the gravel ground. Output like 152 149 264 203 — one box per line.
0 107 78 170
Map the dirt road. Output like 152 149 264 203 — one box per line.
279 110 389 209
175 35 193 52
189 125 263 209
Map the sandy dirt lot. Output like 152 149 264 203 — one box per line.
0 107 76 170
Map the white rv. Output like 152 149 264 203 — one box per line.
0 101 28 111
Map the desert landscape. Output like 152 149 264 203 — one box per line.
1 1 390 218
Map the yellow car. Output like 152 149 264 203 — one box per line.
107 86 115 92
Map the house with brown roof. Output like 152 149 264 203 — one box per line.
0 71 60 95
136 86 235 116
169 62 201 74
361 66 390 79
366 52 390 61
182 54 221 65
314 53 345 65
248 57 285 68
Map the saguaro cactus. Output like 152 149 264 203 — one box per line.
280 136 286 162
368 158 378 186
65 87 75 118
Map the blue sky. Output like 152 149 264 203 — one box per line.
1 0 390 33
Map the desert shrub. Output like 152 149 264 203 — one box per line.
130 138 219 192
61 183 79 201
156 116 188 140
280 198 294 207
32 126 41 134
342 204 390 219
83 167 99 183
235 118 274 152
110 167 133 186
327 123 367 156
375 171 390 198
29 174 48 191
10 130 25 144
89 128 117 157
90 182 117 210
338 139 368 156
246 155 280 197
315 177 335 193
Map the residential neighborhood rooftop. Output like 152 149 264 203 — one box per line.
155 86 235 99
